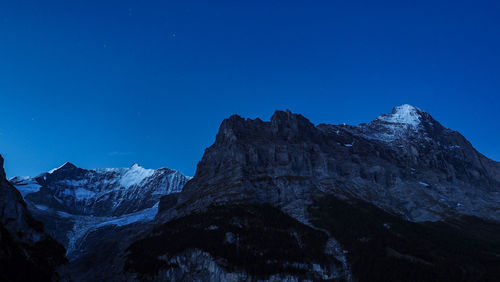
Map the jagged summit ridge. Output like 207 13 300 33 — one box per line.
376 104 423 127
119 164 155 188
353 104 443 143
13 162 190 217
48 161 77 174
11 161 191 260
217 106 435 145
160 105 500 224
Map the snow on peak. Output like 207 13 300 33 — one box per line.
48 162 77 174
119 164 155 188
377 104 422 127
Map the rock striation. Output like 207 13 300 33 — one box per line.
128 105 500 281
159 105 500 223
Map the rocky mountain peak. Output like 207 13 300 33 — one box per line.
48 162 77 174
373 104 440 129
16 162 190 218
353 104 446 144
377 104 423 127
160 106 500 225
270 109 316 136
215 110 317 145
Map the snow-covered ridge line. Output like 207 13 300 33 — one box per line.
44 162 190 190
12 161 190 260
48 162 75 174
12 162 190 217
376 104 422 127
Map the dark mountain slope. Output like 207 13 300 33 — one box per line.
124 105 499 281
0 155 66 282
126 204 345 281
309 195 500 282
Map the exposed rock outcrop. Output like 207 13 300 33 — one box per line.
159 106 500 223
0 155 66 281
132 105 500 281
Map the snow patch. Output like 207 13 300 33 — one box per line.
57 211 73 218
12 180 41 198
119 164 155 188
377 104 421 127
49 162 72 174
96 202 159 228
74 188 96 201
419 182 430 187
35 205 49 211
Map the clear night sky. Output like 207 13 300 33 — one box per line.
1 1 499 177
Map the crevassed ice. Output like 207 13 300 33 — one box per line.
14 180 41 198
96 202 159 228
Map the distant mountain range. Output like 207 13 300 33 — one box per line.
11 162 188 216
1 105 500 281
10 162 189 260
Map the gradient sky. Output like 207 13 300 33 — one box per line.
1 0 499 177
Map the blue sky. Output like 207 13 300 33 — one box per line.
0 0 499 177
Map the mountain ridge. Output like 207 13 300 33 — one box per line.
158 105 500 223
12 162 189 217
121 105 500 281
3 105 500 281
10 162 190 260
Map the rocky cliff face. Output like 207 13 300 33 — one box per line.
0 155 66 281
13 105 498 281
159 105 500 223
126 105 500 281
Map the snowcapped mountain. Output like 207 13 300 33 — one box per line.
10 162 190 259
11 162 190 216
156 105 500 224
121 105 498 281
7 105 500 281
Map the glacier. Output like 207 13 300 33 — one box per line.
10 163 190 260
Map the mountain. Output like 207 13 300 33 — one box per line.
7 105 500 281
0 154 66 281
156 104 500 223
119 105 500 281
11 162 188 216
11 163 190 260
